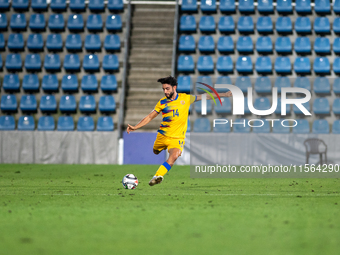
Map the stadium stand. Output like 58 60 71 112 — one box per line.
18 116 35 131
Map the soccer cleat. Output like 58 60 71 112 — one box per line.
149 176 164 186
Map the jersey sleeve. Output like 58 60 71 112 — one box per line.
189 95 197 104
154 100 162 113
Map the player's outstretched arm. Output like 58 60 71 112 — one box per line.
195 91 232 102
126 110 159 134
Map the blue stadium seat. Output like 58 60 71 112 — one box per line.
68 14 84 31
216 56 233 73
29 14 45 31
42 74 59 92
333 78 340 95
214 97 231 115
50 0 67 11
213 121 231 132
276 0 292 13
237 16 253 33
97 116 114 131
294 37 311 54
31 0 48 10
0 13 7 30
236 56 252 73
5 54 22 71
59 95 76 113
275 16 292 34
252 121 270 133
295 0 311 13
294 76 311 91
187 119 191 132
243 97 251 114
10 13 26 31
295 17 311 34
313 57 330 74
275 36 292 53
215 76 232 92
2 74 20 92
101 75 117 93
314 37 331 54
255 77 271 94
46 34 63 51
40 95 57 113
103 54 119 72
106 15 122 31
66 34 82 51
87 14 103 32
63 54 80 72
178 35 195 52
77 116 95 131
57 116 74 131
256 36 272 53
0 33 4 50
255 57 272 74
217 36 233 53
314 0 331 14
272 119 290 133
275 98 290 115
335 0 340 14
233 118 251 133
27 34 43 52
89 0 105 12
274 57 291 74
199 16 215 32
44 54 61 72
193 118 211 132
1 95 17 113
236 36 253 53
333 57 340 74
177 75 192 93
85 34 101 52
61 75 78 92
218 16 234 33
79 95 96 113
196 75 213 90
7 33 24 51
257 0 273 13
314 17 330 34
313 77 330 95
201 0 216 12
312 119 329 133
38 116 55 131
238 0 254 13
293 119 310 134
178 55 194 72
235 76 251 93
0 0 9 10
18 116 35 131
20 95 37 113
83 54 100 72
219 0 235 12
333 98 340 115
293 100 311 115
294 57 311 74
198 35 214 53
274 76 291 93
12 0 29 11
180 15 196 32
22 74 39 92
181 0 197 12
0 115 15 130
48 14 65 31
334 37 340 54
81 74 98 92
99 95 116 113
104 34 121 52
313 98 330 115
332 120 340 134
256 16 273 33
25 54 41 71
194 99 212 114
69 0 85 12
108 0 123 11
197 56 214 73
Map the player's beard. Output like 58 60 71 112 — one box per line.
165 88 174 99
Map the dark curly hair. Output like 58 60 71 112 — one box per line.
157 76 177 87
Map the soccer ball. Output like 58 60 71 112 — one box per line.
122 174 139 189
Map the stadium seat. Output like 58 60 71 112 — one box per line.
294 76 311 91
68 14 84 31
275 98 290 115
294 37 311 54
236 36 253 53
272 119 290 133
217 36 233 53
63 54 81 72
294 57 311 74
274 76 291 93
256 16 273 33
252 120 270 133
243 97 251 114
106 15 122 31
104 34 121 52
44 54 61 72
187 119 191 132
275 16 292 34
7 33 24 51
5 54 22 71
333 57 340 74
256 36 272 53
18 116 35 131
22 74 39 92
235 76 251 93
274 57 291 74
196 75 213 90
81 75 98 92
29 14 45 31
0 0 9 10
79 95 96 113
59 95 77 113
313 98 330 115
275 37 292 53
48 14 65 31
199 16 215 32
236 56 252 73
237 16 254 33
42 74 59 92
255 57 272 74
332 120 340 134
83 54 100 72
180 15 196 32
0 115 15 130
216 56 233 73
215 76 232 92
314 0 331 14
103 54 119 72
197 56 214 73
61 75 78 92
314 17 331 35
293 119 310 134
219 0 235 12
213 121 231 132
214 97 231 115
100 75 117 93
97 116 114 131
99 95 116 113
295 0 311 13
69 0 85 12
87 14 103 32
333 78 340 95
20 95 37 113
193 118 211 132
238 0 254 13
201 0 216 12
313 57 330 74
26 34 43 52
50 0 67 11
295 17 311 34
195 99 212 114
313 77 330 95
77 116 95 131
293 100 310 115
38 116 55 131
31 0 47 10
0 13 7 30
40 95 57 113
25 54 41 72
312 119 329 133
198 36 214 53
177 75 192 93
1 94 17 113
65 34 82 51
12 0 29 11
108 0 123 11
334 37 340 54
254 77 271 94
233 118 250 133
10 13 26 31
181 0 197 12
57 116 74 131
178 35 195 52
178 55 194 72
257 0 273 13
276 0 292 13
218 16 234 33
89 0 105 12
333 98 340 115
85 34 101 52
46 34 63 51
0 33 4 50
2 74 20 93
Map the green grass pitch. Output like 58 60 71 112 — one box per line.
0 164 339 255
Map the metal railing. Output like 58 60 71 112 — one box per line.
171 0 180 77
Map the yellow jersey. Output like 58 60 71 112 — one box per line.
154 93 196 139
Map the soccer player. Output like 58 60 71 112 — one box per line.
126 76 232 186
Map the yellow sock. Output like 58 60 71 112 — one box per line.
155 162 172 177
